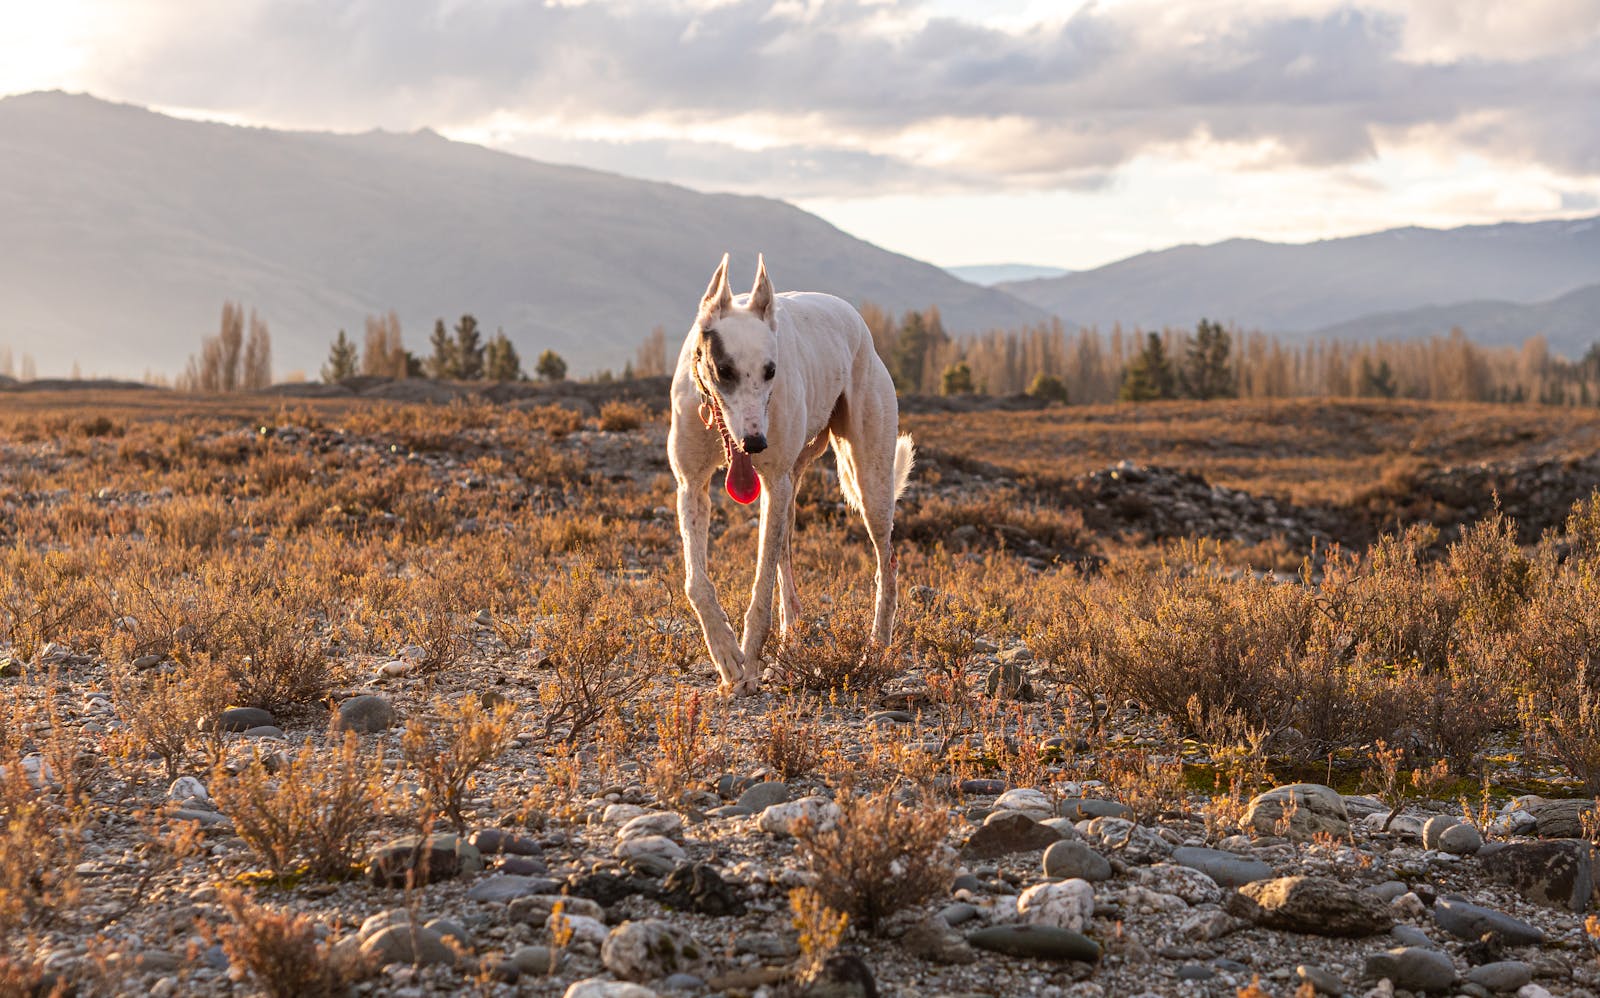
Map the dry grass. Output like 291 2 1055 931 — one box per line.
3 386 1600 975
904 397 1600 508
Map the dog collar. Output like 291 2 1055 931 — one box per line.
692 349 760 504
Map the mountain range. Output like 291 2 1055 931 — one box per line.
0 91 1043 379
945 264 1071 286
2 90 1598 380
1313 281 1600 355
998 217 1600 357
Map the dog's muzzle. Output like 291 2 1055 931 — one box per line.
741 434 767 454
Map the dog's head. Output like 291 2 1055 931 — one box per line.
694 253 778 454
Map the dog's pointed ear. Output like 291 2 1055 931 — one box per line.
699 253 733 327
749 253 775 327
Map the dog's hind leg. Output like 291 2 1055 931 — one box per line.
738 473 795 692
676 467 745 693
836 427 912 647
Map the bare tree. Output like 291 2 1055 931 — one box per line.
243 311 272 389
634 326 669 378
218 302 245 391
361 311 408 378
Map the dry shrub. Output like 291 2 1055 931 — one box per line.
401 696 517 832
1023 569 1108 712
643 685 726 806
762 697 824 781
1525 674 1600 796
1100 747 1188 823
140 495 237 550
394 557 478 673
212 731 387 880
596 399 648 432
1278 641 1410 760
1323 527 1457 672
789 887 849 982
1447 508 1534 639
772 595 901 695
1402 664 1509 774
0 752 82 931
210 887 363 998
0 547 99 664
795 791 955 934
1363 739 1451 829
104 572 225 661
534 563 653 743
908 587 1006 678
196 565 331 710
1565 490 1600 564
526 403 584 439
106 654 233 780
1091 545 1313 732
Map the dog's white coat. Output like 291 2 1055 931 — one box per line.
669 255 913 695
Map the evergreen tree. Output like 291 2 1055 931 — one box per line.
535 349 567 382
890 310 927 392
427 319 457 379
888 308 948 393
322 330 359 381
1180 318 1235 400
454 314 485 380
1027 371 1069 404
485 331 522 381
1118 332 1177 401
1360 358 1397 398
940 361 974 395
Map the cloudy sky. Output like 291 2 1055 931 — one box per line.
4 0 1598 270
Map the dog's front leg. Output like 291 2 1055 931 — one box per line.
738 474 794 692
678 479 745 692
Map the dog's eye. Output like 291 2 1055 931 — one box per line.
763 363 775 381
716 364 735 381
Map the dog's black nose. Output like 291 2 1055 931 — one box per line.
742 434 767 454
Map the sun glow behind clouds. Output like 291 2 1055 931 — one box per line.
0 1 99 95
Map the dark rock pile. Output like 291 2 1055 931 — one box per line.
1055 461 1341 551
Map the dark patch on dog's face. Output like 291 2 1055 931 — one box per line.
699 326 741 387
696 311 777 442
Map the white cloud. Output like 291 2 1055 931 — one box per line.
1390 0 1600 61
5 0 1598 265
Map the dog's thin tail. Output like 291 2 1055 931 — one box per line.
893 433 915 502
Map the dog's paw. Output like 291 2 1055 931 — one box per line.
717 674 760 698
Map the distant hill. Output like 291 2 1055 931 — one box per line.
945 263 1071 286
1316 282 1600 358
999 217 1600 346
0 92 1045 379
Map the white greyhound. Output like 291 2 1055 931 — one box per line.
669 254 914 696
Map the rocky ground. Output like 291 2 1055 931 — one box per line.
2 391 1599 998
13 641 1600 998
